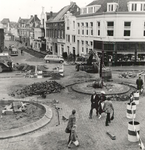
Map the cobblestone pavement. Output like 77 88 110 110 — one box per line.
0 65 144 150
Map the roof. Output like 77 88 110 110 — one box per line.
10 22 18 28
48 2 79 23
27 15 40 25
1 18 10 24
85 0 145 14
18 18 29 24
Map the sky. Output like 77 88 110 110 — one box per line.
0 0 92 22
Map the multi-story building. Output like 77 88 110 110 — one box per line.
1 18 10 33
76 0 145 65
46 2 80 56
18 15 40 47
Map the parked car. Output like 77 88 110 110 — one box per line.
44 55 64 63
10 47 18 56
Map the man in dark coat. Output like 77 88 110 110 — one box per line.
136 75 143 91
89 91 99 119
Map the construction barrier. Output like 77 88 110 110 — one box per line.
37 71 43 78
128 121 140 142
133 92 139 105
58 65 64 76
126 102 136 119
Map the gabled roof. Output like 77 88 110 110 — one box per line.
27 15 40 25
87 0 145 13
1 18 10 24
18 18 29 24
48 2 79 23
10 22 18 28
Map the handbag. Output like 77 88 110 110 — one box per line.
65 127 71 133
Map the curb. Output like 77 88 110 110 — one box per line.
70 80 136 96
0 100 52 139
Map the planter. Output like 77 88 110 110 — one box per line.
128 121 140 142
133 92 139 105
126 102 136 119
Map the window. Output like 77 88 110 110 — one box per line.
98 30 100 36
82 23 84 27
107 22 114 27
78 29 80 34
67 19 69 30
86 41 88 46
91 30 93 35
73 21 75 29
77 23 80 27
82 30 84 35
144 30 145 36
88 7 93 13
72 35 75 43
124 30 130 36
107 30 114 36
131 3 137 11
86 30 88 35
82 47 84 52
97 22 100 27
68 35 70 42
141 4 145 11
82 40 84 45
86 22 88 27
90 22 93 27
124 22 131 27
86 48 88 53
90 41 93 46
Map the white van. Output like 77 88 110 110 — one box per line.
44 55 64 63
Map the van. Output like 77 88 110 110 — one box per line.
44 55 64 63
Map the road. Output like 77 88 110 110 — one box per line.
0 40 145 150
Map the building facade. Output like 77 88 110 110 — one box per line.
76 0 145 65
45 2 80 56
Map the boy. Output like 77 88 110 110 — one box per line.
68 125 79 148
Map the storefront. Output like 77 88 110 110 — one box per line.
94 40 145 66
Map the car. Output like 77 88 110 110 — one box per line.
10 47 18 56
44 55 64 63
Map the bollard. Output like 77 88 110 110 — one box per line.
133 92 139 105
126 102 136 119
37 71 43 78
128 121 140 142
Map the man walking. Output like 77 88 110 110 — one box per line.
98 91 106 119
65 109 76 144
89 91 99 119
103 97 114 126
136 75 143 93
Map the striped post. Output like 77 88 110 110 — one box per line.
133 92 139 105
126 102 136 119
37 71 43 78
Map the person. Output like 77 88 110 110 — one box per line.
136 75 143 91
68 124 79 148
65 109 76 144
98 91 106 119
103 97 114 126
89 91 99 119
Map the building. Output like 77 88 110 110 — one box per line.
1 18 10 33
0 24 4 52
18 15 41 47
46 2 80 56
76 0 145 65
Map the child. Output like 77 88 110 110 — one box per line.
68 125 79 148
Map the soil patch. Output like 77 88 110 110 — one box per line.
0 102 45 131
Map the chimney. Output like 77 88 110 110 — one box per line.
50 11 53 17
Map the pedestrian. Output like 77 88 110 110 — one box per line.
65 109 76 144
98 91 106 119
89 91 99 119
136 75 143 94
103 97 114 126
68 124 79 148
